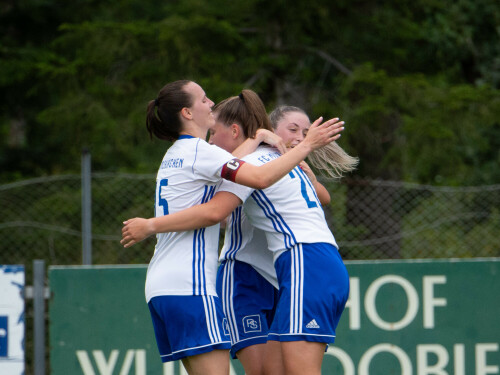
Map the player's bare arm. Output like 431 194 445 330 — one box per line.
299 160 331 205
121 192 242 248
234 117 344 190
233 129 287 157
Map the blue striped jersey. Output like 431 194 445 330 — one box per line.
218 145 338 261
145 135 236 302
219 206 278 288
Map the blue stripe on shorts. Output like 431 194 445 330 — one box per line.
217 260 278 358
269 242 349 344
148 295 231 362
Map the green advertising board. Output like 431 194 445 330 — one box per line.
49 259 500 374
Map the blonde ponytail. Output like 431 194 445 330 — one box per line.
307 141 359 179
269 105 358 179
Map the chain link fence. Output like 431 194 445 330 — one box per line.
2 173 499 278
2 173 499 374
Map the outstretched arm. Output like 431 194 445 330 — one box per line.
233 117 344 189
121 192 242 248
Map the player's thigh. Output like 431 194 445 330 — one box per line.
181 349 229 375
236 344 266 375
281 341 326 375
237 341 284 375
262 340 285 375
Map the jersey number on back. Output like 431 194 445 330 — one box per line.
158 178 169 215
289 169 318 208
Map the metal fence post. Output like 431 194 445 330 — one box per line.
82 148 92 265
33 259 45 375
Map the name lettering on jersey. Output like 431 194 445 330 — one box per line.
160 158 184 169
257 152 280 164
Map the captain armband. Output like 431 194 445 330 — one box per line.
221 159 246 182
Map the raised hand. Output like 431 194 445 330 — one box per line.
302 117 344 150
299 161 317 184
256 129 287 154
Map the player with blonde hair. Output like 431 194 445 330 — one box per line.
270 105 358 180
123 90 351 375
124 82 344 375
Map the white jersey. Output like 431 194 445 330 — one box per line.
219 206 278 288
218 145 337 260
145 135 236 302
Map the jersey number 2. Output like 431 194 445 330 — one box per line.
289 170 318 208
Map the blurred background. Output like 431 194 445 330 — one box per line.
1 0 499 373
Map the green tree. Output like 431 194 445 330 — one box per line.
0 0 499 183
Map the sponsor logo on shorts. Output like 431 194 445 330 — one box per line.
243 315 262 333
306 319 320 329
222 318 230 336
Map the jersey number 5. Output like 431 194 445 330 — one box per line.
157 178 169 215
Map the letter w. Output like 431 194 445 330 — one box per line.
76 350 146 375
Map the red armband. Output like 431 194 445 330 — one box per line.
221 158 246 182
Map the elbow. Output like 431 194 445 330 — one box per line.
320 197 331 205
253 177 273 190
205 210 227 226
319 189 331 205
254 172 276 189
237 172 273 190
236 164 276 190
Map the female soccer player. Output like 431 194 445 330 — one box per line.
129 80 343 375
122 89 351 374
213 102 357 375
212 101 350 375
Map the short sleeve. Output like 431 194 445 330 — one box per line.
192 140 235 182
217 179 254 203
